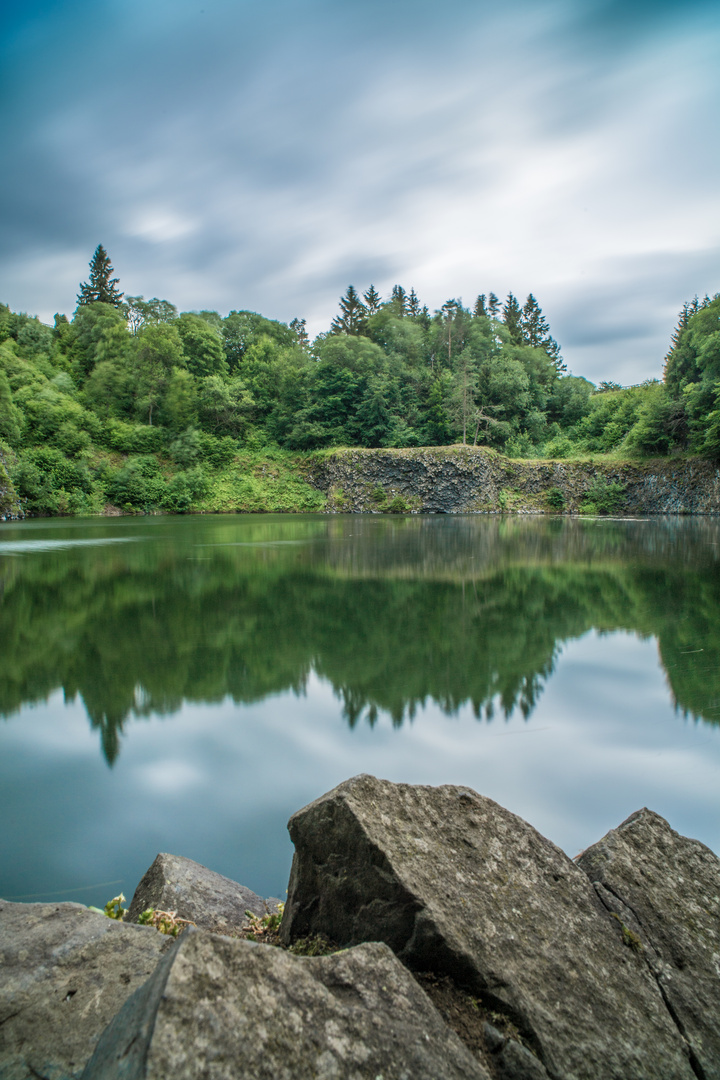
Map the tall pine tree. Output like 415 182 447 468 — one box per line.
487 292 501 317
331 286 367 335
502 293 524 345
363 285 382 315
521 294 564 370
77 245 124 308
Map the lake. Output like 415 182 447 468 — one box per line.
1 512 718 910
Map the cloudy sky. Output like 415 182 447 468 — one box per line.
2 0 719 384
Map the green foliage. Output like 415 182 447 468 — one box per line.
104 893 126 920
137 908 194 936
77 245 124 308
580 478 627 515
546 487 566 511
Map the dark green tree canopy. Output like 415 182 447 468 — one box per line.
77 245 124 308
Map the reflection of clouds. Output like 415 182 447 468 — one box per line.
1 630 718 907
1 2 718 382
135 759 205 796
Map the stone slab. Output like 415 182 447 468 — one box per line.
280 774 695 1080
125 853 266 930
0 900 170 1080
82 929 490 1079
577 807 720 1080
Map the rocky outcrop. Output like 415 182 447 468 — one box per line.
125 852 268 931
306 446 720 514
82 931 489 1080
3 780 719 1080
577 809 720 1080
0 900 170 1080
280 775 698 1080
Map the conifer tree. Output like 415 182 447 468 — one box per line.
502 292 524 345
390 285 408 316
487 292 501 317
363 285 382 315
77 245 124 308
521 294 564 369
408 288 421 317
473 294 487 318
331 286 367 335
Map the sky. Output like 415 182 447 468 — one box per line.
1 0 719 385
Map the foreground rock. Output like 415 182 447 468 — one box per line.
125 852 267 930
0 900 170 1080
83 929 489 1080
578 808 720 1080
280 774 695 1080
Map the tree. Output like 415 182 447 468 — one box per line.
487 292 501 317
125 296 177 335
331 286 367 335
408 289 421 317
77 245 124 308
363 285 382 315
473 294 487 318
289 318 309 349
390 285 408 316
502 293 524 345
177 313 227 378
521 294 564 370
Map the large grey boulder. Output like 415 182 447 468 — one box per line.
0 900 171 1080
280 774 695 1080
125 853 266 930
83 929 491 1080
577 808 720 1080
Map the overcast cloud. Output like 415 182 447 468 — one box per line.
1 0 719 383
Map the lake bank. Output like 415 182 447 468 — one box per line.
2 444 719 520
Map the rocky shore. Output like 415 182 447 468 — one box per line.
1 775 718 1079
307 446 720 515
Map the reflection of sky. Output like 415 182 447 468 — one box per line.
2 1 719 383
1 629 718 909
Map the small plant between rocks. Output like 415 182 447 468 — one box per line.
137 908 196 937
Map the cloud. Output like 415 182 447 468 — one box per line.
1 0 718 380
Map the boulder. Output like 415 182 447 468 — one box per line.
577 808 720 1080
280 774 695 1080
82 929 491 1080
125 853 266 930
0 899 171 1080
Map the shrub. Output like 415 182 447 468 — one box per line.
580 478 627 515
546 487 566 511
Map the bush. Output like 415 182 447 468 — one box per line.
580 478 627 515
546 487 566 511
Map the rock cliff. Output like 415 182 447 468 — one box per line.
306 446 720 515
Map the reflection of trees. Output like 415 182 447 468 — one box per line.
0 516 718 764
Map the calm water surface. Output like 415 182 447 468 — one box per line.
1 513 718 908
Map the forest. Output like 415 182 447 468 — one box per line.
0 245 719 517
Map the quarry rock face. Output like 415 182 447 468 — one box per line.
578 808 720 1080
280 774 696 1080
82 931 490 1080
125 852 267 931
0 900 170 1080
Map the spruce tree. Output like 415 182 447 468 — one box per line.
77 245 124 308
363 285 382 315
521 294 564 369
390 285 408 316
473 294 487 318
408 288 421 317
502 292 524 345
330 286 367 335
487 292 501 317
289 317 310 348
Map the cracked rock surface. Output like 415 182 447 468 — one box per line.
577 808 720 1080
0 900 170 1080
280 774 696 1080
82 930 490 1080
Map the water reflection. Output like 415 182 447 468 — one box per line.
1 514 718 765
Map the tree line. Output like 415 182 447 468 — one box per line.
0 244 718 515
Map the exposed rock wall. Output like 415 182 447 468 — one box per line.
306 446 720 515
